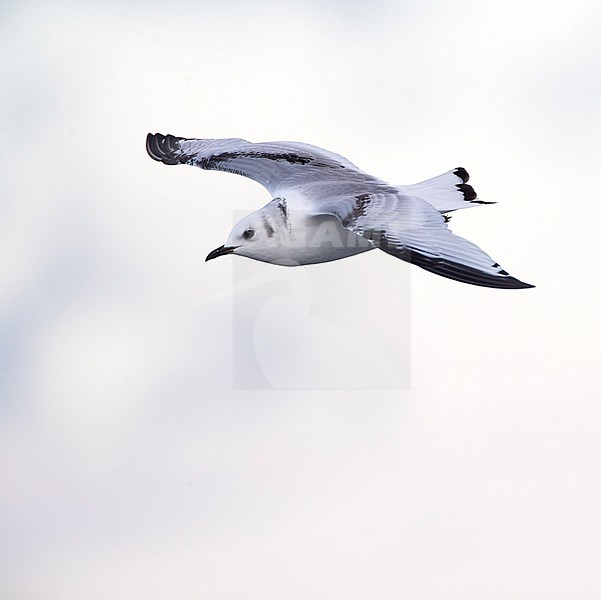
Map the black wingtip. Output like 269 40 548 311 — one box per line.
498 277 535 289
146 132 163 162
390 247 536 289
145 132 186 165
433 265 536 289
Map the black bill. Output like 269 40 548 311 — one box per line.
205 245 239 262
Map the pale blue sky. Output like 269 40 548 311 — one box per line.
1 1 600 598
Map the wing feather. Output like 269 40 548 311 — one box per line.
320 191 534 289
146 133 379 195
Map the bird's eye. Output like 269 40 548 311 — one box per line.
243 228 255 240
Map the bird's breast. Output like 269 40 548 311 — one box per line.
270 213 374 266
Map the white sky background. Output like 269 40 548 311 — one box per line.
1 0 601 598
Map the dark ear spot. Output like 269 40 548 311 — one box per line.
276 198 291 231
262 214 275 238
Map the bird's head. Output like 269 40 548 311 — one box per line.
205 202 287 264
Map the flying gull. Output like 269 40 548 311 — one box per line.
146 133 533 289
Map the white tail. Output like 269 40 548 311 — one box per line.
396 167 495 214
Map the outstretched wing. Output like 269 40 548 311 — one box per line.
319 191 533 289
146 133 380 195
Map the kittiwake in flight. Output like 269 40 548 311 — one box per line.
146 133 534 289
